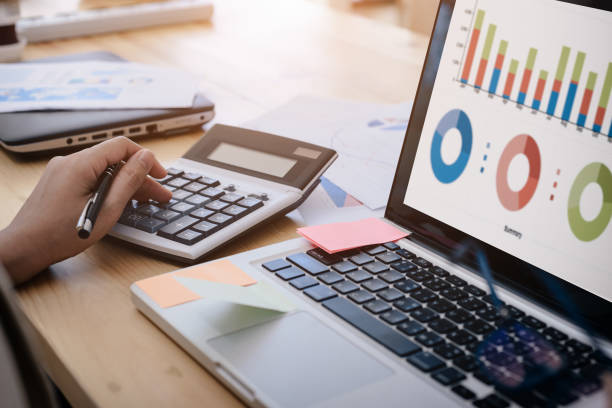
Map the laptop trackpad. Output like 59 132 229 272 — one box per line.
208 311 393 407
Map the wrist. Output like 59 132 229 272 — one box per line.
0 224 50 284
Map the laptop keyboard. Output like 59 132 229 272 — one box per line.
118 167 264 245
262 244 606 407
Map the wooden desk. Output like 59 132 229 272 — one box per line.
1 1 428 406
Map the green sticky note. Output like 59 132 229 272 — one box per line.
175 276 295 313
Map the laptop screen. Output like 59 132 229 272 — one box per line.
387 0 611 335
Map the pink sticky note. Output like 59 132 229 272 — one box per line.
174 259 257 287
296 217 407 253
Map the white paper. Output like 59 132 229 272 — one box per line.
244 95 412 209
0 61 197 112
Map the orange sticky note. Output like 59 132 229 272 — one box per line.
297 217 407 253
135 274 201 308
174 259 257 287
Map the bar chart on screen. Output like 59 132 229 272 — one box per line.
454 1 612 138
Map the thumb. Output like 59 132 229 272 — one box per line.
106 149 155 214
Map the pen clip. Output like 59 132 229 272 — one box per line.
76 196 95 238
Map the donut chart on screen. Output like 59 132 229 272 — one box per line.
431 109 473 183
567 163 612 242
496 134 541 211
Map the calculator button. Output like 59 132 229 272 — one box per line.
119 212 148 227
153 209 182 223
201 187 224 199
208 213 234 227
223 205 248 218
205 200 230 211
172 189 193 201
191 208 215 219
135 217 167 233
173 229 205 245
167 177 190 188
158 215 199 238
183 182 207 193
136 204 161 216
166 167 183 176
192 220 220 236
185 194 210 206
182 172 202 181
238 197 263 211
220 192 244 203
170 202 196 214
200 176 220 187
155 174 174 184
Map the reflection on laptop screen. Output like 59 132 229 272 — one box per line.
404 0 611 302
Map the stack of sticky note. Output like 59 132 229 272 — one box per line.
135 259 294 312
297 217 407 253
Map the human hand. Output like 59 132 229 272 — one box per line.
605 373 612 408
0 137 172 284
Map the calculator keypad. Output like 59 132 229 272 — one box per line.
118 168 264 245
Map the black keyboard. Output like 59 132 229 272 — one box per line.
262 244 606 407
118 167 264 245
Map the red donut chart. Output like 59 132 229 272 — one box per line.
496 134 541 211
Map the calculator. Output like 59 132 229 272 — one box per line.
110 124 337 263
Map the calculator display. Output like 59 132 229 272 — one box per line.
207 142 297 178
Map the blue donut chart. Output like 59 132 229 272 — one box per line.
431 109 473 183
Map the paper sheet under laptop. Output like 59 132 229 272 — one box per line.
0 61 197 112
244 95 412 210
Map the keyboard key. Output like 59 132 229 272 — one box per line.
422 278 450 292
184 182 207 193
398 321 426 336
433 342 464 360
202 187 225 199
412 257 432 269
431 266 450 277
136 203 161 216
200 176 220 186
396 248 415 259
521 315 546 330
365 245 387 255
378 288 403 302
458 297 487 312
379 270 404 283
332 280 359 294
304 285 337 302
347 270 372 283
391 261 418 273
220 192 244 203
208 213 234 227
440 287 469 301
383 242 400 251
451 384 476 400
185 194 210 206
364 261 389 274
237 197 263 211
464 319 494 335
318 271 343 285
157 215 198 238
542 327 568 342
446 275 467 286
394 298 421 313
332 261 358 274
429 298 456 313
473 394 509 408
205 200 230 211
182 172 202 181
172 189 193 200
376 252 401 264
395 279 420 293
476 306 501 322
362 279 387 292
276 266 304 280
407 351 445 372
446 329 477 346
565 338 592 354
453 355 477 372
323 297 421 356
410 288 438 303
364 299 391 314
464 285 486 297
432 367 466 386
406 269 434 282
134 217 166 233
348 290 375 304
446 308 474 323
287 253 328 275
350 253 374 265
191 207 215 219
289 276 318 290
415 331 444 347
156 174 174 184
505 305 525 319
167 177 190 188
262 258 291 272
166 167 183 176
174 229 205 245
306 248 344 265
380 310 408 325
192 220 220 236
171 202 195 214
411 308 438 323
428 318 457 334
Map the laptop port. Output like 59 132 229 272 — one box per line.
129 126 141 134
66 137 73 145
145 124 158 133
77 137 87 142
112 130 125 137
92 133 107 140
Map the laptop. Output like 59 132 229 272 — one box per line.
131 0 612 406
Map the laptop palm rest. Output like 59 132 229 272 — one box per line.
208 311 392 407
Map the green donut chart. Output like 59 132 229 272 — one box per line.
567 163 612 242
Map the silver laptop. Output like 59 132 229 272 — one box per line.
131 0 612 406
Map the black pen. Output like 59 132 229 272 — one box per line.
76 164 119 239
